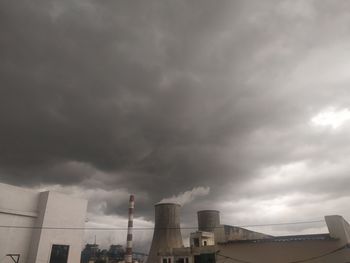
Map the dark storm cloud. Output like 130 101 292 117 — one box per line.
1 0 350 225
0 0 242 192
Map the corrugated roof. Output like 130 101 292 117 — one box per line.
219 233 336 245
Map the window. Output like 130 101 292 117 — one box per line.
193 238 200 247
162 257 172 263
49 245 69 263
194 253 215 263
203 241 207 246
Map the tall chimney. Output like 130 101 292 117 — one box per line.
146 203 183 263
125 195 134 263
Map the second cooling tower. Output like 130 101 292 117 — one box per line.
147 203 183 263
197 210 220 232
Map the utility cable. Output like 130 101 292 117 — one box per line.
288 244 349 263
217 253 251 263
216 244 349 263
0 219 325 230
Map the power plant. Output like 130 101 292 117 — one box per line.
147 205 227 263
146 203 184 263
145 202 350 263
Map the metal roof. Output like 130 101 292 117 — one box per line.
218 233 336 245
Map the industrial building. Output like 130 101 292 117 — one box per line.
146 203 350 263
81 243 100 263
81 243 126 263
0 182 88 263
81 244 148 263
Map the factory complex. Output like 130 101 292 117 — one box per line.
2 181 350 263
146 203 350 263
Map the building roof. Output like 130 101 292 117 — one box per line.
218 233 336 245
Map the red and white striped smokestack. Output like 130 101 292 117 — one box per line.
125 195 134 263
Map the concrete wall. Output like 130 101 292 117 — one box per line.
0 183 39 263
217 239 350 263
28 191 87 263
325 215 350 244
0 183 87 263
216 216 350 263
214 225 271 243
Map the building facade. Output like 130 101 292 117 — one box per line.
0 182 87 263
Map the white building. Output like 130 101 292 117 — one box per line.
190 231 215 247
0 182 87 263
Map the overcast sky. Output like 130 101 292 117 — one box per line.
2 0 350 251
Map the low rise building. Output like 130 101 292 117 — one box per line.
0 182 87 263
190 231 215 248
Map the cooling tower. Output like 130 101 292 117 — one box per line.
147 203 183 263
197 210 220 232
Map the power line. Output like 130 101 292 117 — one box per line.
216 244 349 263
0 219 325 230
289 244 349 263
217 253 251 263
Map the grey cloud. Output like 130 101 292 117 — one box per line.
1 0 350 230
